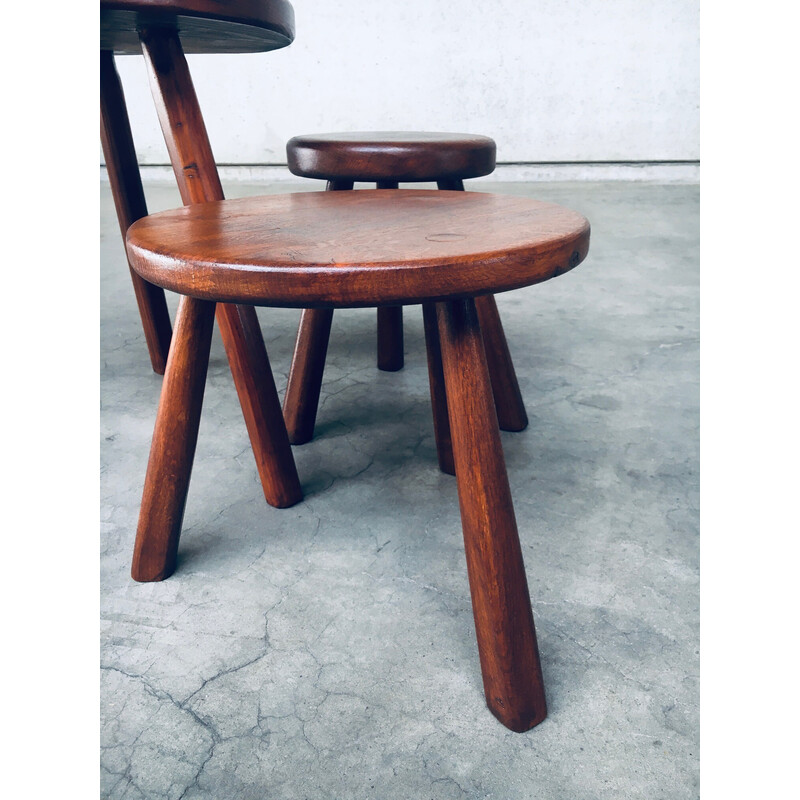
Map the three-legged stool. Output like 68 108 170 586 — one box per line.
283 132 528 455
125 188 590 732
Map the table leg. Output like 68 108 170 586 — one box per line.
139 28 301 509
132 296 215 582
436 297 546 732
100 50 172 374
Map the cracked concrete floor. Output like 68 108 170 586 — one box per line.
100 180 699 799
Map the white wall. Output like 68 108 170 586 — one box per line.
109 0 699 166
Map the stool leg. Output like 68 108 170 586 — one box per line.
140 28 302 509
283 308 334 445
475 295 528 431
100 50 172 375
377 306 404 371
281 179 351 444
422 302 455 475
437 180 528 432
217 304 302 507
132 296 216 582
436 298 546 732
375 180 405 371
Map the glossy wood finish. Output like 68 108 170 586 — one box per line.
132 295 215 581
437 298 546 731
126 190 591 307
287 132 496 183
100 49 172 374
140 27 302 510
282 307 333 445
100 0 295 54
422 302 455 476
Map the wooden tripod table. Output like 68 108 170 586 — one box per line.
126 189 590 733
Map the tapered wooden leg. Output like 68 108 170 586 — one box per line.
139 28 301 508
132 296 215 582
217 304 302 506
422 302 455 475
281 178 352 445
437 180 527 432
283 308 334 445
100 50 172 374
436 298 546 732
377 305 404 371
475 295 528 431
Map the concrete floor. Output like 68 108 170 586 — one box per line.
100 180 699 799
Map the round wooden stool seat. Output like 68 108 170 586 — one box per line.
126 190 589 306
100 0 295 54
286 132 497 183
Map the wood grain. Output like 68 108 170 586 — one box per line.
287 132 496 183
126 190 591 307
100 49 172 374
437 298 547 731
139 27 301 509
100 0 295 54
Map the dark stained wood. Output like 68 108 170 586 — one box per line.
126 190 591 307
131 295 216 581
327 179 353 191
282 179 351 444
475 295 528 432
422 302 455 475
436 178 527 432
436 177 465 192
287 132 496 183
100 49 172 374
377 306 404 371
139 27 302 508
436 298 547 731
125 182 590 728
282 308 334 445
373 180 404 370
100 0 295 54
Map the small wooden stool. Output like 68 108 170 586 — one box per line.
283 132 528 450
125 189 590 732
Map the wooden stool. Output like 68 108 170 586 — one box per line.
125 188 591 732
100 0 302 509
283 132 528 452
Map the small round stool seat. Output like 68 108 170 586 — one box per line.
286 132 497 183
126 190 589 307
100 0 295 54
